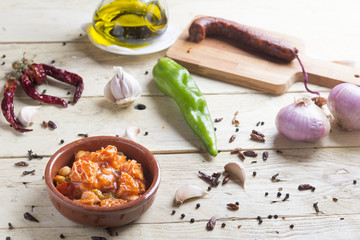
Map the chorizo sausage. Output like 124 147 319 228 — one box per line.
188 16 297 62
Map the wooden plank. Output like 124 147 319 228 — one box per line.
0 93 359 157
1 147 360 227
2 214 360 240
0 43 332 98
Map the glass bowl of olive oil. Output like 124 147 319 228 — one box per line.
92 0 168 49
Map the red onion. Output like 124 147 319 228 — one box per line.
276 98 330 141
327 83 360 130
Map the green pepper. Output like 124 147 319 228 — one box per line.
152 57 218 157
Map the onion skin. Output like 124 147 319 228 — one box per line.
328 83 360 130
276 99 330 141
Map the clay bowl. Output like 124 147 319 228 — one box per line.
45 136 160 227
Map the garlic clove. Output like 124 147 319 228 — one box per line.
124 126 140 142
17 106 40 127
104 80 116 103
104 66 142 108
175 184 206 204
224 162 246 189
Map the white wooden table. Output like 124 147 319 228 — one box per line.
1 0 360 239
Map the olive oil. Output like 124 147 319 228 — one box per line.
93 0 168 48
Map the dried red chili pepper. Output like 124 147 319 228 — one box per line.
1 61 84 133
243 150 257 157
14 161 29 167
41 64 84 104
1 79 31 132
206 217 216 230
227 203 239 210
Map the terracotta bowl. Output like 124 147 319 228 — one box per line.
45 136 161 227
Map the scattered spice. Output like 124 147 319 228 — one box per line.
51 60 56 64
144 131 148 136
23 170 35 176
222 174 230 185
312 96 327 108
298 184 314 191
24 212 39 222
214 118 223 122
207 186 212 191
67 91 71 95
277 192 282 198
62 42 66 46
42 89 47 94
290 224 294 229
206 217 216 230
232 111 239 126
278 187 283 191
282 193 290 201
311 187 316 192
238 151 245 160
235 201 239 205
276 150 283 154
145 71 149 75
227 203 239 210
340 218 344 220
60 234 65 239
243 150 257 157
67 101 72 104
2 54 5 58
6 237 10 240
1 62 5 65
48 120 57 129
27 150 43 160
271 173 280 182
333 198 338 202
251 161 257 164
262 151 269 161
274 215 278 219
221 223 226 228
190 218 195 223
134 104 146 110
250 130 265 142
214 127 217 131
256 121 260 126
230 148 242 154
8 222 13 230
257 216 263 224
235 128 239 132
171 210 176 215
353 180 357 185
198 171 221 186
261 122 264 125
252 171 257 177
196 203 201 209
14 161 29 167
60 139 64 144
181 213 185 218
313 202 320 213
268 215 273 219
265 192 269 197
91 237 107 240
238 225 242 229
229 135 236 143
77 133 88 138
42 121 48 128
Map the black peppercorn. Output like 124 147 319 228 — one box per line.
274 215 278 219
171 210 176 215
221 223 226 228
290 224 294 229
190 218 195 223
265 192 269 196
196 203 200 209
181 213 185 218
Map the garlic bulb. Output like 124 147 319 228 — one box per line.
17 106 40 127
104 66 142 108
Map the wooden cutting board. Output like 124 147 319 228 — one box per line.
166 17 360 94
